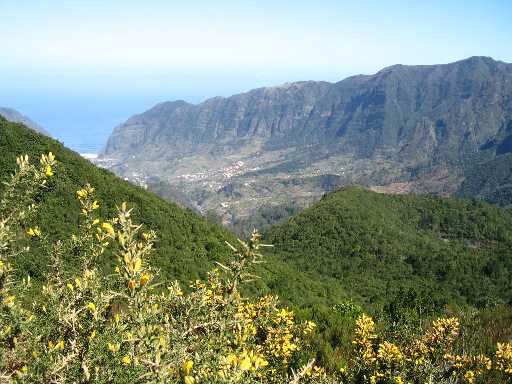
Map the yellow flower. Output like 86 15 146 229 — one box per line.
226 354 238 367
45 165 54 177
182 360 194 375
253 355 269 370
102 222 115 236
132 257 142 273
303 320 317 335
107 343 120 353
370 372 385 384
91 200 100 210
86 302 96 312
496 342 512 374
26 227 41 237
122 355 131 366
66 283 74 290
76 189 88 199
16 365 28 378
140 273 151 286
377 341 403 363
84 269 93 279
239 356 252 371
4 295 15 305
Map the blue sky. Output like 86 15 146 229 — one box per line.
0 0 510 152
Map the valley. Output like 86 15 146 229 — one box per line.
3 2 512 381
96 57 512 229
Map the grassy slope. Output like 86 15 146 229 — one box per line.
266 187 512 309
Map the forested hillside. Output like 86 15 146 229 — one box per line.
267 187 512 309
3 117 512 312
2 118 512 380
0 117 234 282
0 117 347 307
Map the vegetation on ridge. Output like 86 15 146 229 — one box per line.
0 116 236 284
267 187 512 309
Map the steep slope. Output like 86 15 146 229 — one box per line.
266 187 512 308
0 116 234 282
0 107 49 135
103 57 512 163
99 57 512 222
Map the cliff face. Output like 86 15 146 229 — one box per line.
104 57 512 163
99 57 512 223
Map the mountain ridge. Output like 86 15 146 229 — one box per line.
99 56 512 223
0 107 49 136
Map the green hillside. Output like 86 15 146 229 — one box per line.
458 153 512 207
267 187 512 309
3 117 512 374
0 116 236 282
0 117 346 308
3 115 512 312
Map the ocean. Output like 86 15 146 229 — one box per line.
0 93 166 155
0 71 320 154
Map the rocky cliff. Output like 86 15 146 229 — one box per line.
100 57 512 223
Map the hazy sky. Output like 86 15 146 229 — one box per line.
0 0 510 152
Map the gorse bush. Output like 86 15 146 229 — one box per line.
0 155 511 383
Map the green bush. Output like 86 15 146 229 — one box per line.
1 154 512 383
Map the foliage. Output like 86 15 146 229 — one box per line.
0 117 236 285
231 201 304 238
1 154 512 383
264 187 512 369
266 187 512 309
0 154 319 383
0 118 351 314
3 120 512 382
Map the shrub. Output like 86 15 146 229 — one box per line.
0 154 511 383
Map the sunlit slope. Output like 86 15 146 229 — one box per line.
0 116 348 308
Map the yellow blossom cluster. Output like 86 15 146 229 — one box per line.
444 353 492 383
496 342 512 375
377 341 403 365
353 313 377 363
